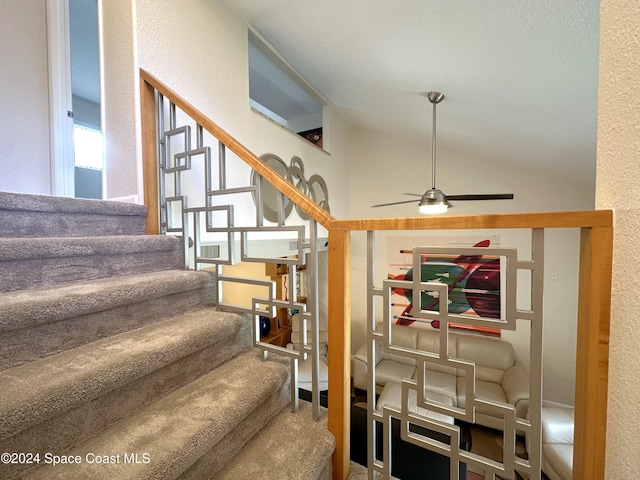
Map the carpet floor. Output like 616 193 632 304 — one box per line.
348 424 531 480
467 425 529 480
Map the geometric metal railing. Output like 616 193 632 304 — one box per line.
366 231 544 479
149 77 326 421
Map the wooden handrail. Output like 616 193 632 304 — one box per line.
329 209 613 231
140 69 335 230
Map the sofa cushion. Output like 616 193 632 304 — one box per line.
542 444 573 480
285 343 329 391
298 354 329 391
376 381 454 424
416 369 458 406
291 314 329 346
456 377 507 415
415 329 459 376
291 330 329 347
376 359 416 386
456 335 515 383
379 323 419 366
541 407 574 444
390 323 419 348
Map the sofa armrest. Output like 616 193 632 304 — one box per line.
353 344 370 391
353 342 386 391
354 343 368 364
502 363 530 417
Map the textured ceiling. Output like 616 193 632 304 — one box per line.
224 0 600 185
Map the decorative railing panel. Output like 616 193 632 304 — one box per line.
149 85 326 420
366 230 544 479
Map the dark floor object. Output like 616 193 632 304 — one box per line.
300 389 472 479
350 399 470 480
298 388 328 407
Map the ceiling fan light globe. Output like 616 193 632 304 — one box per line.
419 202 448 215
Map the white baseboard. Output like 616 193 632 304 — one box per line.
542 399 574 409
108 194 139 204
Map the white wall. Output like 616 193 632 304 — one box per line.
598 1 640 477
347 124 594 405
0 1 52 194
100 0 141 199
128 0 350 221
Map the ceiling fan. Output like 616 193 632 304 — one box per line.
372 91 514 214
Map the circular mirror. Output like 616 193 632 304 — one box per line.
307 174 330 214
250 154 293 222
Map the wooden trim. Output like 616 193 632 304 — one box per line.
574 226 613 479
139 69 334 229
140 76 159 234
327 230 351 480
330 210 613 232
46 0 75 197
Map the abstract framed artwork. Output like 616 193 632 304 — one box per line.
386 235 504 336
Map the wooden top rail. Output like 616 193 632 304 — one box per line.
330 209 613 231
140 69 335 229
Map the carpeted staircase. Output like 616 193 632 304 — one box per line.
0 191 334 480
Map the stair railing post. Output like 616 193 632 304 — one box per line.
574 225 613 479
327 227 351 480
140 76 160 235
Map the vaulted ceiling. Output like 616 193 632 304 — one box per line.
224 0 600 186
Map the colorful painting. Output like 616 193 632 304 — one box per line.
386 236 503 336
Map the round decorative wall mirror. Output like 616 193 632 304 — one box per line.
250 154 330 222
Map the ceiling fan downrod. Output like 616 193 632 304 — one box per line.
428 91 445 190
371 90 514 212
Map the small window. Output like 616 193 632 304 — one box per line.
248 31 324 148
73 123 103 170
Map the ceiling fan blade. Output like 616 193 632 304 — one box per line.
445 193 514 201
402 193 423 197
372 199 419 208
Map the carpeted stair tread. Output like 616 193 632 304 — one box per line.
24 351 290 480
0 269 214 334
0 191 147 238
0 191 146 216
0 235 181 261
0 235 184 292
215 400 335 480
0 308 248 440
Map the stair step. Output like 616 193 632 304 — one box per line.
0 191 147 238
0 308 250 439
0 310 253 480
0 270 218 369
210 401 335 480
0 235 183 292
22 351 290 480
0 191 319 480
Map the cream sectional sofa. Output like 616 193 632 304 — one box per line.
353 322 530 431
539 406 574 480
